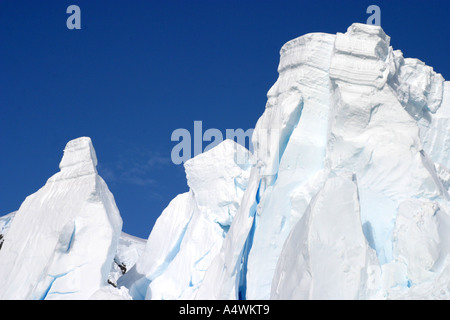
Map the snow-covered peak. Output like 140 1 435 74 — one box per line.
346 22 390 42
277 32 335 74
185 139 250 224
0 137 122 300
57 137 98 179
119 139 251 300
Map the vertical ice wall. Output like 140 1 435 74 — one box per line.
197 33 336 300
271 24 449 299
244 32 337 300
198 23 450 300
271 174 379 299
328 24 448 266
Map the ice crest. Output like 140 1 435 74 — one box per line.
57 137 98 179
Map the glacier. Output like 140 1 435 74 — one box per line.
0 23 449 300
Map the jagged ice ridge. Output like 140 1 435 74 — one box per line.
0 23 449 300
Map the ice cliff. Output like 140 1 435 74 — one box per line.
0 23 449 300
196 23 450 300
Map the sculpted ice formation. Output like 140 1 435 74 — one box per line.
119 139 251 299
271 174 379 299
0 137 122 300
0 22 449 300
198 23 450 300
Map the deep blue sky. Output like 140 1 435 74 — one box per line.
1 0 449 239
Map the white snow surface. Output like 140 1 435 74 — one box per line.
0 137 123 300
197 23 450 300
0 211 15 238
271 173 379 299
1 23 450 300
119 139 251 299
108 232 147 290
